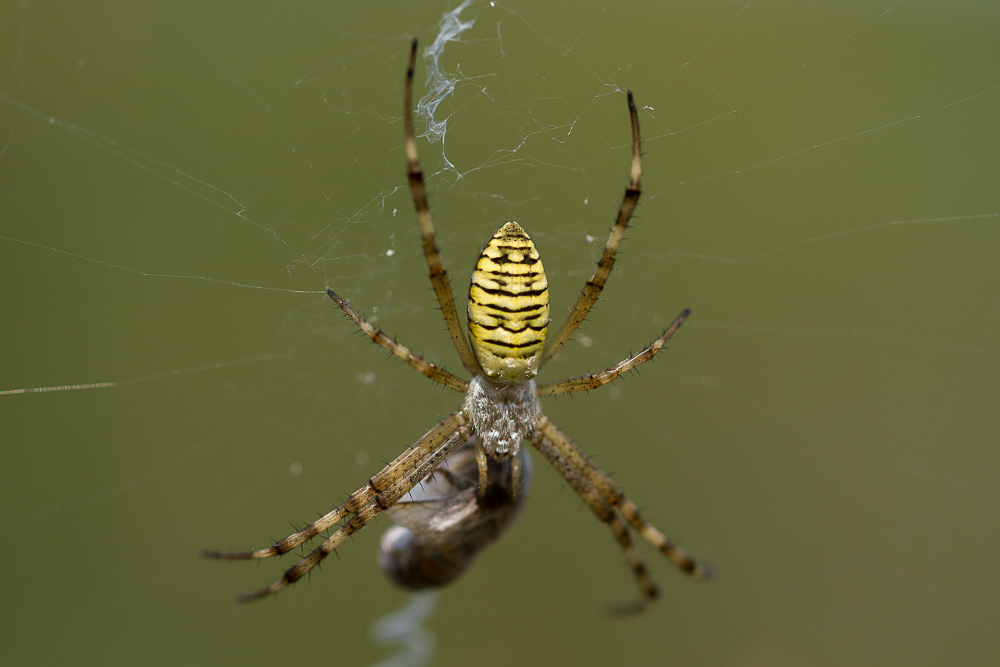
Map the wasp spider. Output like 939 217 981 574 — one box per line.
204 38 709 605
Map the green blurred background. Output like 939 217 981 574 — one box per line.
2 1 998 665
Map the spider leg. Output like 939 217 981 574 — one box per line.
203 411 468 561
327 289 468 392
540 90 643 367
404 38 481 376
510 451 522 502
535 416 710 580
537 308 690 396
475 437 489 498
528 429 659 603
235 423 474 602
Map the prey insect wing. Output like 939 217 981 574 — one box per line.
379 436 531 589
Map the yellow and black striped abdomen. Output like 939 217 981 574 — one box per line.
467 221 549 382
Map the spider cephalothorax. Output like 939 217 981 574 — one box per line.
464 374 539 457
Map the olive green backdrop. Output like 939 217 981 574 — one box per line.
2 1 998 665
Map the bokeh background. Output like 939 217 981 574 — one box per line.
2 1 998 665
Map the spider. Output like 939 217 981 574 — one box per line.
204 38 710 604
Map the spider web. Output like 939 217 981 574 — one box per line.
1 1 998 666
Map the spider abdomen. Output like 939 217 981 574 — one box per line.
467 221 549 382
